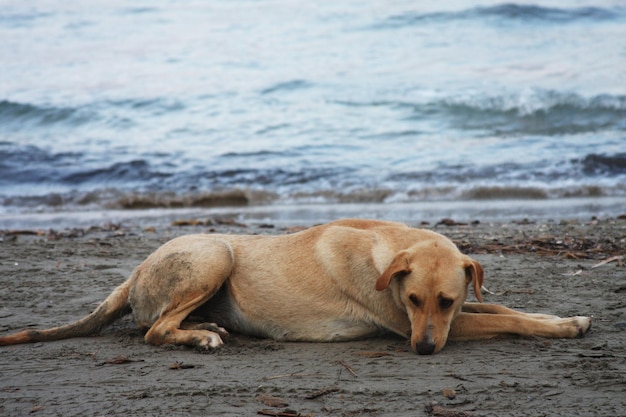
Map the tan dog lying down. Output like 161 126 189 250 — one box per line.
0 219 591 355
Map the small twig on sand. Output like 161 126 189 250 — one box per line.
338 359 357 377
591 255 624 269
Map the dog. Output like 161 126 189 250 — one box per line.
0 219 591 354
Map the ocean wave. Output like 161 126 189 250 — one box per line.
439 95 626 134
440 91 626 135
387 152 626 184
0 100 92 128
473 4 621 23
61 160 172 185
0 141 349 191
260 80 315 95
117 7 159 16
0 142 83 184
0 11 53 28
376 4 623 28
340 91 626 135
0 143 171 187
2 137 625 200
184 166 355 188
576 153 626 176
0 97 188 131
104 97 186 114
221 150 298 159
1 184 624 216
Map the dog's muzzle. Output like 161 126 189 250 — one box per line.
414 336 437 355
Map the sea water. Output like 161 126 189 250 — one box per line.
1 0 625 227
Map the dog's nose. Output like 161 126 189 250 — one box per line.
415 341 436 355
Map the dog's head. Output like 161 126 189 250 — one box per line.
375 240 483 355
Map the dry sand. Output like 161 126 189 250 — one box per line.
1 217 625 417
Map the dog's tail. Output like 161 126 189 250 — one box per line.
0 278 132 346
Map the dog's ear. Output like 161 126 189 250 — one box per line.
376 250 412 291
464 257 484 302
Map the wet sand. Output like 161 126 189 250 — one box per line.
1 218 625 417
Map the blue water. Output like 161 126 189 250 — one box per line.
1 1 626 226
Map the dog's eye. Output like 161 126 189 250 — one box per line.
439 298 454 310
409 294 421 307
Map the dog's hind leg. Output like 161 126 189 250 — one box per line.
130 236 235 349
144 293 227 349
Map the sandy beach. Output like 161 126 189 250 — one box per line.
1 216 625 417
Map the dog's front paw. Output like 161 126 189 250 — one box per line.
196 331 225 349
546 316 592 338
573 316 592 337
555 316 592 338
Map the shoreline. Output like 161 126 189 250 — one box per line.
1 195 625 231
1 217 625 416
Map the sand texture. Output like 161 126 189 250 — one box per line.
1 218 625 417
